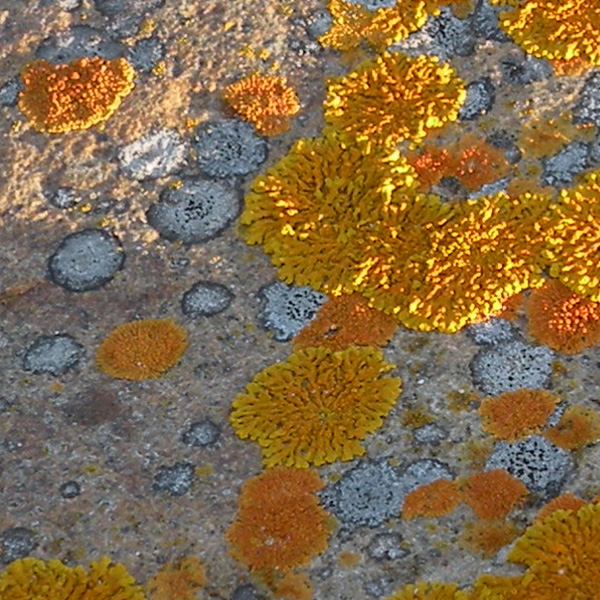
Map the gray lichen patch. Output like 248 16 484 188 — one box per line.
152 461 195 497
0 527 38 564
466 318 515 346
22 334 83 376
194 119 267 179
573 71 600 128
181 419 221 447
485 435 574 497
459 77 495 121
118 129 187 180
48 228 125 292
542 141 590 187
127 35 166 73
470 340 554 396
257 281 327 342
147 179 240 244
181 281 234 318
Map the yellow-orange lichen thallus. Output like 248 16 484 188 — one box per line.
18 56 135 133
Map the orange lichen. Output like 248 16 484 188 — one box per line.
478 389 559 442
95 319 187 380
490 291 525 320
240 130 426 296
462 470 528 520
384 581 469 600
271 572 313 600
230 346 401 467
318 0 428 52
497 0 600 65
504 503 600 598
461 520 521 558
19 57 135 133
223 72 300 136
543 404 600 450
324 52 466 149
406 145 454 191
527 280 600 354
146 557 205 600
402 479 463 520
363 192 552 332
0 556 145 600
535 492 586 522
452 135 510 192
544 170 600 301
292 293 398 351
550 55 592 76
226 467 331 572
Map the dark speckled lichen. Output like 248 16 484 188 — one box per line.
0 527 38 564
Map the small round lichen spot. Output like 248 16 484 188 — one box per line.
230 346 402 467
18 57 135 133
95 318 187 380
223 72 301 136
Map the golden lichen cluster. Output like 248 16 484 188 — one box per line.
318 0 429 51
223 72 301 136
496 0 600 66
478 388 559 442
0 556 146 600
292 293 398 351
226 467 332 572
230 346 401 467
385 581 469 600
544 171 600 301
95 318 187 380
146 557 206 600
324 52 466 149
527 279 600 354
19 57 135 133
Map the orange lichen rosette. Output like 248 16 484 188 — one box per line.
462 470 528 520
146 557 206 600
543 404 600 450
324 52 466 149
223 73 300 136
0 556 145 600
230 346 401 467
497 0 600 65
402 479 463 520
527 280 600 354
19 57 135 133
226 467 331 572
96 318 187 380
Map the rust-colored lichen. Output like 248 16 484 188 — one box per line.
461 520 522 558
406 145 454 191
544 170 600 301
271 572 313 600
19 57 135 133
95 319 187 380
146 557 205 600
527 280 600 354
384 581 469 600
402 479 463 520
535 492 586 523
0 556 145 600
292 293 398 351
543 404 600 450
324 52 466 149
462 469 528 520
223 72 300 136
226 467 331 572
478 389 559 442
318 0 428 51
497 0 600 65
230 346 401 467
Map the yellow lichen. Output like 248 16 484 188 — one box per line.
364 192 552 332
402 479 463 520
95 319 187 380
19 57 135 133
146 557 205 600
323 52 466 149
0 556 145 600
384 581 469 600
226 467 331 572
535 492 586 522
544 170 600 301
478 389 559 442
498 0 600 65
462 469 528 520
292 293 398 352
223 72 300 136
527 279 600 354
318 0 428 52
240 130 425 295
543 404 600 450
230 346 401 467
